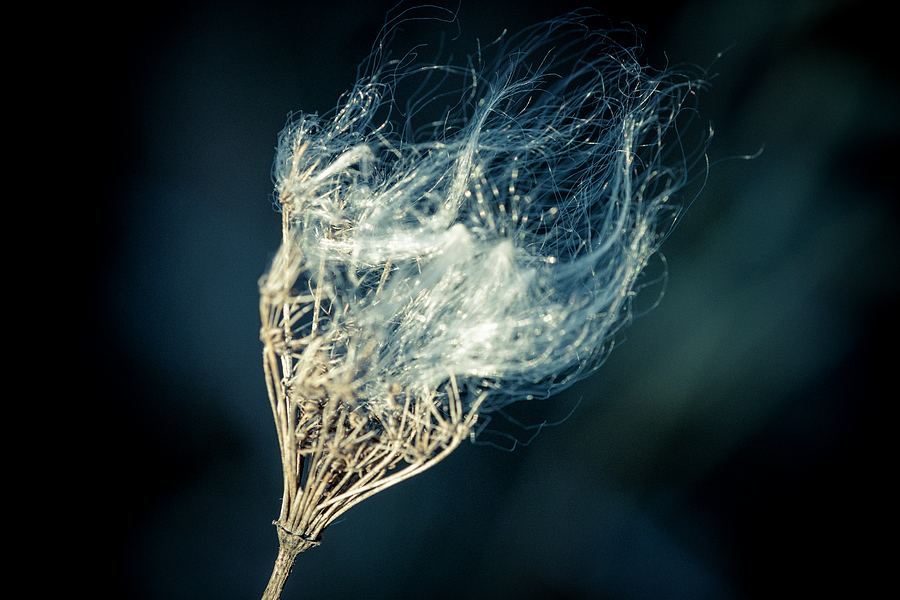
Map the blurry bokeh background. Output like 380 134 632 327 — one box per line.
96 1 895 598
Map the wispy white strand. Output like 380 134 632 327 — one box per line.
266 9 706 419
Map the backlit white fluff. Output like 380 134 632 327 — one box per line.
264 10 704 421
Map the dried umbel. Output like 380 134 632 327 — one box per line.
259 9 705 598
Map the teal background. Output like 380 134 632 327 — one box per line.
94 1 895 598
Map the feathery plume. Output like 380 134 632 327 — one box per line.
259 9 706 598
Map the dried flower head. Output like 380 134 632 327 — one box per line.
259 9 706 598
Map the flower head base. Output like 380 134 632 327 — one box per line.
259 10 705 596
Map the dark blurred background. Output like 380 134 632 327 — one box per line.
93 1 895 598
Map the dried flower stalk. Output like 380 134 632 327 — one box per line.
260 209 485 595
258 8 705 599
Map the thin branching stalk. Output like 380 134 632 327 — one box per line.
258 7 707 599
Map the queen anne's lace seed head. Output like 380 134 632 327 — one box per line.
259 12 709 594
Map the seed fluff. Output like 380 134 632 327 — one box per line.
259 8 707 597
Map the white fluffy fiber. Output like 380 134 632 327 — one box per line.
266 9 705 417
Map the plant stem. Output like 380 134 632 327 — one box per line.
261 526 319 600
